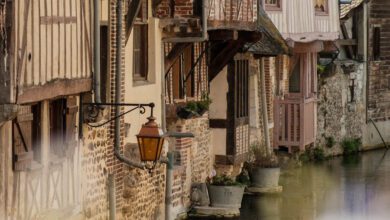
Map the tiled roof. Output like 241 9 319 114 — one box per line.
340 0 364 19
245 7 291 56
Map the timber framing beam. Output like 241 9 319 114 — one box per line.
208 31 261 81
18 78 92 104
164 43 191 75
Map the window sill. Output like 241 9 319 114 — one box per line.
315 12 329 16
133 80 155 87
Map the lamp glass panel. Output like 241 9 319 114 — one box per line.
141 137 159 161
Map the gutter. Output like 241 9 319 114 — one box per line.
162 0 208 43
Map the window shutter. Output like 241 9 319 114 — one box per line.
65 96 78 157
373 27 381 61
13 106 34 171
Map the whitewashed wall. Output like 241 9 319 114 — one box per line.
266 0 339 42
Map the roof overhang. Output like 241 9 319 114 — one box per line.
245 7 291 56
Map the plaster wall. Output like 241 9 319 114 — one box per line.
124 17 163 144
209 67 228 119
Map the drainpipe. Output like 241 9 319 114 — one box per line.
165 152 174 220
94 0 102 105
114 0 145 169
163 0 208 43
109 1 145 218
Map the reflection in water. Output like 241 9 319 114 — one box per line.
191 150 390 220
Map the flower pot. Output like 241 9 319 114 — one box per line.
176 107 195 119
207 185 245 208
249 167 280 188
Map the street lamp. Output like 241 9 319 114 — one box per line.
137 116 165 163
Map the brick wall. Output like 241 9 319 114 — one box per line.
166 116 212 216
368 0 390 121
155 0 196 18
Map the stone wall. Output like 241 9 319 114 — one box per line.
316 62 366 155
81 125 110 219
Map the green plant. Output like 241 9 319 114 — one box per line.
207 174 244 186
248 142 279 168
184 101 199 113
325 136 335 148
312 148 326 161
299 147 326 163
341 138 361 155
197 93 212 112
317 64 326 74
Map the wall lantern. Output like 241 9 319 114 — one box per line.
136 116 165 163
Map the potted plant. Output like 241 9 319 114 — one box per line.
176 101 199 119
176 94 212 119
206 174 246 208
245 143 280 189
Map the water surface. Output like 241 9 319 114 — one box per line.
241 149 390 220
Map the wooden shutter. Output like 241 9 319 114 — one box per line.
13 106 34 171
373 27 381 61
65 96 78 157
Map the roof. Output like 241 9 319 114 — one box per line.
245 6 291 56
340 0 364 19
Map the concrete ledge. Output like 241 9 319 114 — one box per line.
190 206 240 218
245 185 283 195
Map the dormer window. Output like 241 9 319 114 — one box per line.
315 0 329 15
264 0 282 11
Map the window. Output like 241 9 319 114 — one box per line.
100 25 109 102
50 97 78 158
133 0 148 81
172 46 194 100
50 98 67 157
264 0 282 11
289 56 301 93
12 104 41 171
315 0 329 15
235 60 249 119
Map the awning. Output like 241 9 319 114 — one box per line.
340 0 364 19
245 7 291 56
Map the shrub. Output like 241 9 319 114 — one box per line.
248 142 279 168
312 148 326 161
299 147 326 163
341 138 361 155
207 174 244 186
325 136 335 148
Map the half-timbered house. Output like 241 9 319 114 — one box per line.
264 0 340 152
0 0 94 219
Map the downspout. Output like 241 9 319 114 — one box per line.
94 0 102 105
163 0 208 43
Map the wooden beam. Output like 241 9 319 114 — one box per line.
125 0 142 44
164 43 191 75
208 30 238 41
337 39 357 46
18 78 92 104
208 40 245 82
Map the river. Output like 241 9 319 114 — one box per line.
192 149 390 220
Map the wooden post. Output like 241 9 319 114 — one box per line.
40 100 50 208
259 58 271 156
